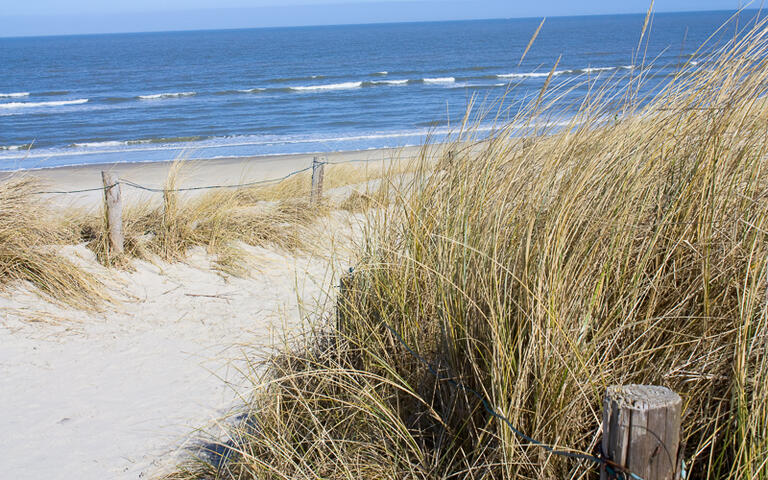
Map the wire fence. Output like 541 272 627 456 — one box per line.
26 155 401 196
119 165 315 194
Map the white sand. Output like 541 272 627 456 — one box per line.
0 146 425 208
0 200 364 478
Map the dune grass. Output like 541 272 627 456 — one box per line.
0 178 107 309
80 158 411 275
0 153 411 304
168 16 768 480
81 161 326 269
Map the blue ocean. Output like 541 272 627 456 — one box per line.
0 10 745 170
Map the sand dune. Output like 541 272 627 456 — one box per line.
0 211 362 479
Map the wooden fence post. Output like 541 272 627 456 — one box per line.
602 385 683 480
101 171 124 255
310 156 325 205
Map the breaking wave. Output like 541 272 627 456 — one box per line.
0 92 30 98
289 81 363 92
138 92 197 100
423 77 456 84
0 99 89 109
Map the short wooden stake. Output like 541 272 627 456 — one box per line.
310 156 325 205
602 385 683 480
101 171 124 255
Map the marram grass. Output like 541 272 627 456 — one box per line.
0 178 107 309
0 153 410 303
170 18 768 480
79 158 406 273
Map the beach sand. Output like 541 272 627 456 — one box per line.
0 145 425 208
0 148 411 479
0 239 354 479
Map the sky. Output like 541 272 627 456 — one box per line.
0 0 748 37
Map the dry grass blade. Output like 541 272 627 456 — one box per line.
520 17 546 66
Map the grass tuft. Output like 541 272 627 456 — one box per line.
0 178 107 309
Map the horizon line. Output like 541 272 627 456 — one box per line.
0 7 754 40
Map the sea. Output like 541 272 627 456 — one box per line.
0 10 749 170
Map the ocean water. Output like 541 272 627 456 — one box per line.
0 10 746 170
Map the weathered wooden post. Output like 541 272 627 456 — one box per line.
310 156 325 205
101 171 124 255
602 385 683 480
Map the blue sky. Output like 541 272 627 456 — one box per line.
0 0 748 37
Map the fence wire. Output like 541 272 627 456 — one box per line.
27 162 326 196
25 153 417 196
120 164 315 193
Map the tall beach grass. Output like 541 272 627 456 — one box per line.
170 15 768 480
0 178 107 309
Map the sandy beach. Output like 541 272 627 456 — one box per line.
0 240 352 479
4 9 766 480
0 146 425 208
0 148 392 479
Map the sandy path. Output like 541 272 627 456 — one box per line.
0 213 359 479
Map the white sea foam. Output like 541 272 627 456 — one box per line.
499 65 634 79
453 83 507 89
0 144 32 151
237 88 266 93
582 66 615 73
0 92 30 98
376 71 389 75
0 99 88 109
497 70 569 79
138 92 197 100
290 81 363 92
371 79 409 86
70 141 128 148
423 77 455 84
0 123 549 164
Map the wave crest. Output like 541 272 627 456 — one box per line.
498 65 634 80
237 88 267 93
289 82 363 92
497 71 567 79
69 136 206 149
367 79 409 86
423 77 456 84
581 66 615 73
0 99 89 109
138 92 197 100
0 143 33 151
0 92 30 98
